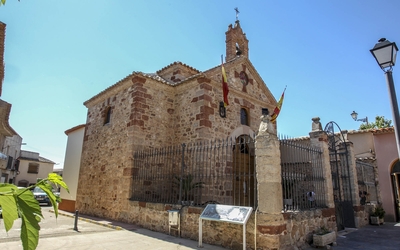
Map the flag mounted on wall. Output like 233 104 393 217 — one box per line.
221 55 229 106
270 86 286 123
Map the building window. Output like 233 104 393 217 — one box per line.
18 180 29 187
240 108 249 126
27 163 39 174
104 107 112 125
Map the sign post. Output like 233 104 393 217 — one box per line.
198 204 253 249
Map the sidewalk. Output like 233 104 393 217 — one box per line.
2 207 399 250
0 207 227 250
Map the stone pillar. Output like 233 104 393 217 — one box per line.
309 117 335 208
255 114 282 214
339 134 360 206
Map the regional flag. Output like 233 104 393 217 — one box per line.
221 56 229 106
270 87 286 123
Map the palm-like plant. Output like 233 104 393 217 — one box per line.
174 174 204 202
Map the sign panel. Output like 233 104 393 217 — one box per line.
199 204 253 225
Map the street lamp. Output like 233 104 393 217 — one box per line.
370 38 400 158
350 111 369 125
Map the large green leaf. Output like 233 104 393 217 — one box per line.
0 184 19 231
20 214 40 250
48 173 69 192
36 182 60 217
16 190 43 250
0 173 69 250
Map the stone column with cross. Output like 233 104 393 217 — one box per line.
255 113 282 213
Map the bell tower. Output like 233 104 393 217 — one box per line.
225 18 249 62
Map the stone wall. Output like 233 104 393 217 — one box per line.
354 205 370 228
122 201 336 250
76 55 276 219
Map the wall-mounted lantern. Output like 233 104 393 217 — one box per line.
219 101 226 118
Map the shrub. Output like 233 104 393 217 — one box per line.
371 206 385 219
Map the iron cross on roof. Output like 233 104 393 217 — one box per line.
234 7 240 21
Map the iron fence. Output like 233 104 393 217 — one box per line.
280 137 328 211
356 161 378 205
131 135 257 208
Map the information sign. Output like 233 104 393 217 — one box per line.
198 204 253 249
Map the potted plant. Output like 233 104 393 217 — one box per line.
370 206 385 225
312 226 336 247
173 174 204 205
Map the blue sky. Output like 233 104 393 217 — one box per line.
1 1 399 167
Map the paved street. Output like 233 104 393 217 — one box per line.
1 206 400 250
305 222 400 250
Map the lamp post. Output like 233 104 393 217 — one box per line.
370 38 400 158
350 111 369 125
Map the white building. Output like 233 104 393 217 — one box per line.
59 124 85 212
15 150 55 187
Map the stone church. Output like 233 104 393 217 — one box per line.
76 19 278 220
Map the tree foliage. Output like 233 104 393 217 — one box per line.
0 0 20 6
360 116 392 130
0 173 69 250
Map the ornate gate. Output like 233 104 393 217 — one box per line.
325 121 355 230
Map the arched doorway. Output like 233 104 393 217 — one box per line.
391 160 400 222
232 134 255 207
229 126 256 207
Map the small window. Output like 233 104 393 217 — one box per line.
27 163 39 174
18 180 29 187
240 108 249 126
104 107 112 125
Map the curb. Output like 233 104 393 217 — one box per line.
49 210 123 230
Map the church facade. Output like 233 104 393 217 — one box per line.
75 20 278 218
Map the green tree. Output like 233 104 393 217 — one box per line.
0 173 69 250
0 0 19 6
360 116 392 130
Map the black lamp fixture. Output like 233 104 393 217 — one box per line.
350 111 368 125
219 101 226 118
370 38 398 71
370 38 400 158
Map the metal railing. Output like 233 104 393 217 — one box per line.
131 135 257 208
280 137 328 211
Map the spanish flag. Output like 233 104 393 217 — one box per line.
270 87 286 123
221 56 229 106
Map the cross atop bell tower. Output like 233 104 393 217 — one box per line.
225 8 249 62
